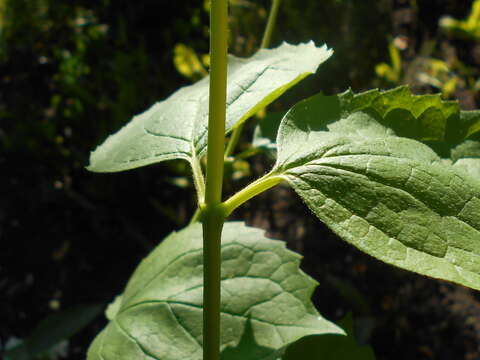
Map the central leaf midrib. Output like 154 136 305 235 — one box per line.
143 128 191 143
285 154 478 222
119 299 317 330
121 243 300 315
121 273 300 316
226 64 271 107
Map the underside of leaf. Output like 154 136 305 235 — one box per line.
87 222 342 360
87 42 332 173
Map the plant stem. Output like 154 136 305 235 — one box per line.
224 0 282 159
222 172 284 216
204 0 228 359
190 207 202 224
224 121 243 159
261 0 282 49
206 1 228 206
203 207 224 360
191 157 206 206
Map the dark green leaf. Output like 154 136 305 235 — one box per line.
282 313 375 360
4 304 102 360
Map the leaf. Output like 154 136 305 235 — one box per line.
106 295 123 321
254 86 480 156
88 42 333 173
282 313 376 360
450 139 480 179
334 86 460 142
459 110 480 140
272 89 480 290
87 222 342 360
4 304 102 360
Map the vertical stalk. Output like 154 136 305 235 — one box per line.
202 208 224 360
261 0 282 49
206 0 228 205
224 0 282 159
204 0 228 359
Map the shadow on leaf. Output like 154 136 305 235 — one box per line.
220 317 280 360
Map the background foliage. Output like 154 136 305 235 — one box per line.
2 0 480 359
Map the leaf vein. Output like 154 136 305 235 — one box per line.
113 319 160 360
167 303 203 351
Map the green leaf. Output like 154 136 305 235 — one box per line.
450 139 480 179
252 86 480 156
282 313 376 360
106 295 123 321
87 222 342 360
88 42 332 173
4 304 102 360
459 110 480 140
299 86 468 143
272 89 480 290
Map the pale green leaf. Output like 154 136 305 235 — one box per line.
450 139 480 179
87 222 342 360
105 295 123 321
88 42 332 173
272 90 480 290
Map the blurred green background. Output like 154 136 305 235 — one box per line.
2 1 480 359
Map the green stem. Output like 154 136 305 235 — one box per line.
235 146 262 160
190 156 206 226
224 0 282 159
191 157 206 206
224 122 244 159
190 207 202 224
222 172 284 217
202 207 224 360
203 0 228 359
206 1 228 206
261 0 282 49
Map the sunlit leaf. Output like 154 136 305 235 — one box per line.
271 89 480 290
87 222 342 360
88 42 332 173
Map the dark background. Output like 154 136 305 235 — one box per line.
2 0 480 359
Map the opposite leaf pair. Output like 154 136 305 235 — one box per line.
87 42 480 360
